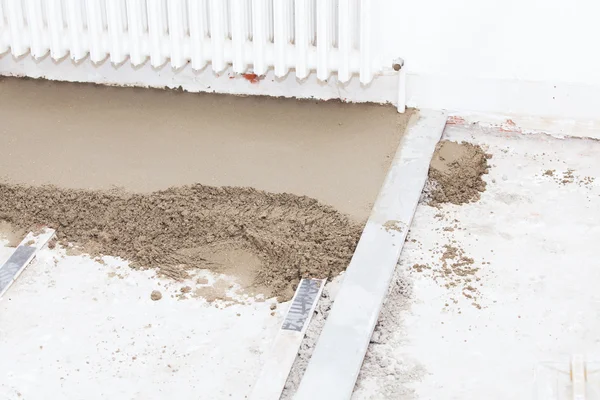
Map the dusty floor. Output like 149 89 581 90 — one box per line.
0 76 411 220
353 124 600 399
4 116 600 398
0 243 281 399
5 78 597 399
0 79 414 399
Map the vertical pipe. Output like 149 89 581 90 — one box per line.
245 0 252 40
0 1 7 53
65 0 86 61
230 0 246 73
209 0 225 72
46 0 68 59
350 0 358 51
397 63 406 113
329 0 336 48
147 0 167 67
571 355 587 400
224 0 231 40
267 0 273 42
272 0 287 77
188 0 207 70
6 0 28 57
106 0 127 64
294 0 309 79
86 0 107 63
125 0 147 65
167 0 185 69
251 0 267 75
287 0 294 44
308 0 315 45
338 0 351 82
316 0 329 81
359 0 372 84
24 0 47 58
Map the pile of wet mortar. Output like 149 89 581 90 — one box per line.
0 183 362 301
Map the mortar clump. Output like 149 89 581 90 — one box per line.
0 183 362 301
427 140 491 206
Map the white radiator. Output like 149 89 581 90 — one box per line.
0 0 381 84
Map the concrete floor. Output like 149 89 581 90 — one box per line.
353 124 600 399
2 120 600 399
0 79 411 399
0 244 282 399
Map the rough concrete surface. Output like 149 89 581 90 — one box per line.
0 243 282 400
352 124 600 399
5 117 599 399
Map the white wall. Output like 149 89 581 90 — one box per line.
2 0 600 121
384 0 600 84
380 0 600 120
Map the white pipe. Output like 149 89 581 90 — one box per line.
167 0 186 69
272 0 288 77
25 0 47 58
252 0 267 75
571 355 587 400
316 0 330 81
359 0 372 84
86 0 108 63
126 0 147 66
295 0 309 79
7 0 28 57
230 0 246 73
209 0 226 72
0 0 7 53
188 0 207 70
66 0 87 61
338 0 351 83
106 0 127 64
46 0 68 59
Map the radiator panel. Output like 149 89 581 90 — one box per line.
0 0 380 83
